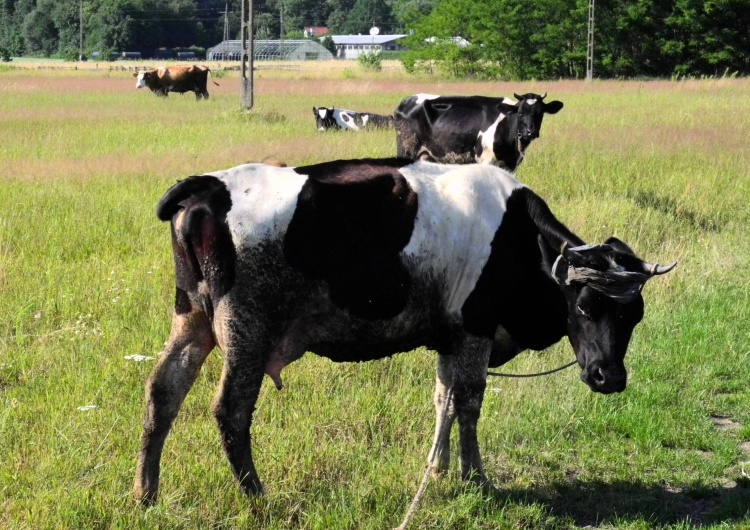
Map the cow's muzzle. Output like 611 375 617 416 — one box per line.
581 364 627 394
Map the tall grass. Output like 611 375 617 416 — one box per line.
0 67 749 529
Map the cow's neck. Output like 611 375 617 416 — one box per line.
495 114 522 170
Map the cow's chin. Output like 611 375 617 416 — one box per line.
579 363 627 394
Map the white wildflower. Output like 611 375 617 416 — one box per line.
124 355 155 362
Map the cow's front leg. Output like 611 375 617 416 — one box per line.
211 324 267 496
453 333 492 488
427 354 457 478
134 305 215 504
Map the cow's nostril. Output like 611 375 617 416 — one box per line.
591 367 606 386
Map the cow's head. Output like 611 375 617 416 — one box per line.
313 107 336 131
551 238 676 394
513 92 564 145
134 70 154 89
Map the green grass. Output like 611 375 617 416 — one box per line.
1 68 749 529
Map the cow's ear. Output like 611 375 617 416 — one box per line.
544 100 564 114
423 100 450 125
498 102 518 114
312 107 317 115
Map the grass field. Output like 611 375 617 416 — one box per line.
1 62 749 529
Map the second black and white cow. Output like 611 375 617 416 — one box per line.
313 106 394 131
395 93 564 170
134 158 675 504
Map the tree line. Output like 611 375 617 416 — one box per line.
1 0 748 79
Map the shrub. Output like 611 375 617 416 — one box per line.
357 50 382 71
0 46 12 62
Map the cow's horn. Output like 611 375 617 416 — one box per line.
642 260 678 276
541 92 547 100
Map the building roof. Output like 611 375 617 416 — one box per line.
330 35 407 45
207 39 334 60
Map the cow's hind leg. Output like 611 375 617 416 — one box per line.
134 299 215 504
211 313 266 496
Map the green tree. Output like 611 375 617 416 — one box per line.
23 7 56 55
344 0 394 34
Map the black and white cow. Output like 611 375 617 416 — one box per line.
134 158 675 503
313 106 394 131
394 93 564 170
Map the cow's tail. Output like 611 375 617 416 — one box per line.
156 175 235 320
207 68 219 86
156 175 222 221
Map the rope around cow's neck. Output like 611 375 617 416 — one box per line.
487 359 577 378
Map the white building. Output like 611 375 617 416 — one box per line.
331 35 407 60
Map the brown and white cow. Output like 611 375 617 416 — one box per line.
133 65 219 100
134 158 676 505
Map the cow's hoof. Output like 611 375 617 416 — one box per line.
429 468 447 481
469 476 497 494
133 488 158 507
239 477 264 497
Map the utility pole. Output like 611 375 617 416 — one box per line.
586 0 594 82
279 1 284 46
222 0 229 59
241 0 254 109
79 0 84 61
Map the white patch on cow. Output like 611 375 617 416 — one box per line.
135 72 146 89
475 113 507 165
318 108 327 119
400 162 524 313
209 164 307 249
415 93 440 105
524 98 537 105
501 97 516 105
362 115 370 127
334 109 359 131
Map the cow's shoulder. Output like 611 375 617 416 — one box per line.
462 186 567 348
285 158 418 319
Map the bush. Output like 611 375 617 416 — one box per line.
357 50 382 71
0 46 12 62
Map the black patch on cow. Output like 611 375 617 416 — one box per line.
462 187 567 352
157 175 236 316
285 159 418 320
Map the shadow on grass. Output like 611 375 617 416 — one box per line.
487 478 750 527
627 190 725 233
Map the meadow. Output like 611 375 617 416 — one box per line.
0 61 749 529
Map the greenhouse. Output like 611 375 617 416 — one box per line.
207 40 334 61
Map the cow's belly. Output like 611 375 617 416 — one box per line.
223 246 457 379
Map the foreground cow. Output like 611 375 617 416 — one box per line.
134 158 675 503
313 106 394 131
134 65 218 100
395 93 563 170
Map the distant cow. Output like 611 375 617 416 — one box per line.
313 106 394 131
134 158 675 504
395 92 563 170
134 65 219 100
